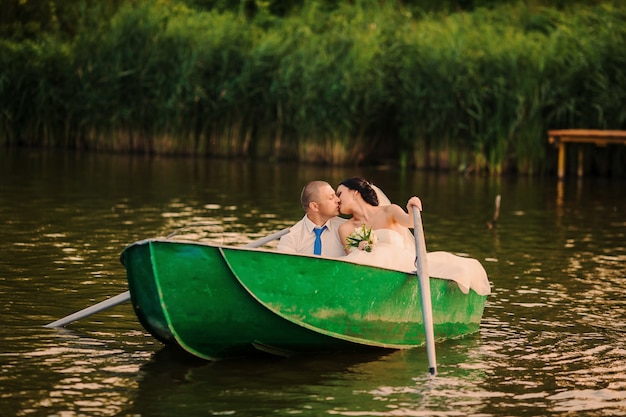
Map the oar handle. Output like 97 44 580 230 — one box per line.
413 209 428 276
243 228 290 248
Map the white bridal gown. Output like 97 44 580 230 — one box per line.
343 228 416 273
342 228 492 296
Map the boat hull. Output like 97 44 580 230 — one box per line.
121 239 487 360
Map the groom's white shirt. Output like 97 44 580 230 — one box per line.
277 215 346 257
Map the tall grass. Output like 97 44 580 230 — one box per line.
70 3 254 155
271 4 394 164
1 1 625 175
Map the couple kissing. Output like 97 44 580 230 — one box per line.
277 178 422 272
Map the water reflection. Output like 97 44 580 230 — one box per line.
479 296 626 416
127 337 491 417
1 149 625 416
3 328 155 417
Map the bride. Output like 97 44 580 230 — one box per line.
336 177 422 272
336 177 491 296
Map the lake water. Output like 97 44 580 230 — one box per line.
1 149 625 416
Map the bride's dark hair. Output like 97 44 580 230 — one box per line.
340 177 379 206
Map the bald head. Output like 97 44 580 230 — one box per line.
300 181 330 211
299 180 340 225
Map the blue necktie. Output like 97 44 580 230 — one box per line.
313 226 327 255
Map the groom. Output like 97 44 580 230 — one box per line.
277 180 346 257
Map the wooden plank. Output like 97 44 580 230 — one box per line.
548 129 626 146
548 129 626 138
550 136 626 146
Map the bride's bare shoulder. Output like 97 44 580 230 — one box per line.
382 203 404 215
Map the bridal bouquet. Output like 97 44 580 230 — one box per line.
345 225 378 253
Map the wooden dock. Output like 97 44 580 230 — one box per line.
548 129 626 179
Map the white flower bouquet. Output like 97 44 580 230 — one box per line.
345 225 377 253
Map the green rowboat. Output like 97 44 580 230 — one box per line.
120 239 488 360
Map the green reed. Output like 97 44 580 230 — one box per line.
1 1 625 175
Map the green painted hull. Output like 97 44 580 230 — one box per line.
120 239 487 360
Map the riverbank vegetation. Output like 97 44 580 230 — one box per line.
1 0 625 175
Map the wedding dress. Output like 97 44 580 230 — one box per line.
343 228 416 273
342 232 491 295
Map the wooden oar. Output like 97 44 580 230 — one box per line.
44 228 290 328
412 208 437 375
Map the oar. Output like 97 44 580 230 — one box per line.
241 228 290 248
44 291 131 328
413 208 437 375
44 228 290 328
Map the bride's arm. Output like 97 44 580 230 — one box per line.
386 197 422 228
338 222 352 254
